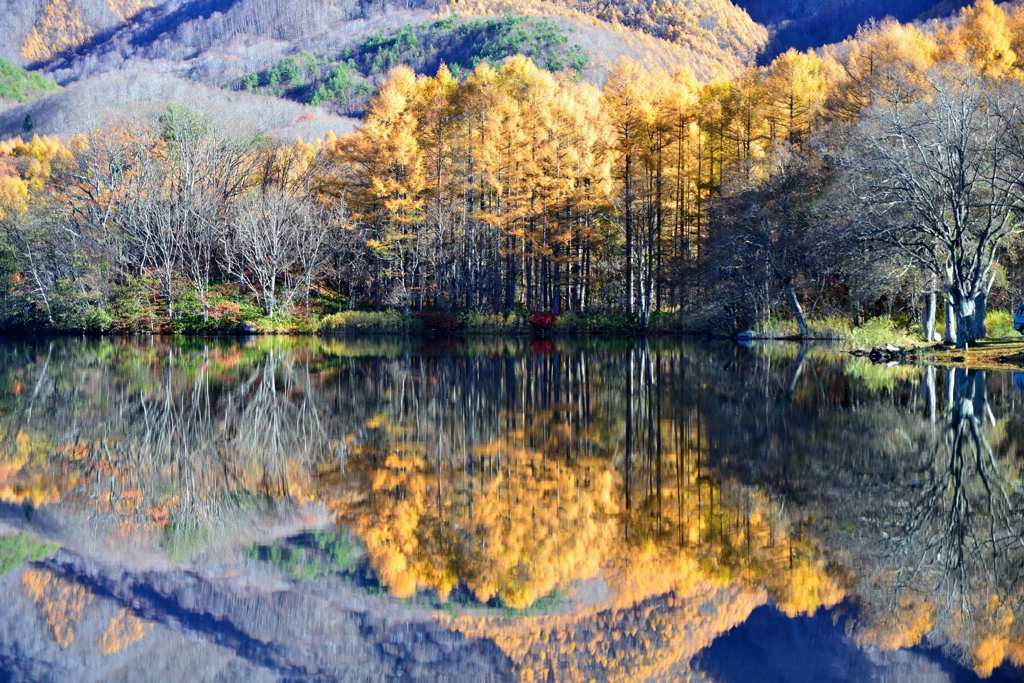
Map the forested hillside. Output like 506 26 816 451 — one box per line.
0 0 767 138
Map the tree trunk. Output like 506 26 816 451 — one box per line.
788 284 807 338
955 295 977 348
944 298 956 345
625 151 634 315
972 290 987 341
923 274 937 342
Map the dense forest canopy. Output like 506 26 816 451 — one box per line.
2 0 1024 345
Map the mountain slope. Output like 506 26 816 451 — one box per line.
0 68 356 140
733 0 973 60
0 0 770 140
4 0 766 84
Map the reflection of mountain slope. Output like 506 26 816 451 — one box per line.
451 583 765 682
0 565 277 683
4 554 516 682
695 604 1021 683
0 549 765 683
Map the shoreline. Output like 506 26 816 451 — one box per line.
905 338 1024 371
8 323 1024 372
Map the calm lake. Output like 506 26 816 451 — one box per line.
1 336 1024 682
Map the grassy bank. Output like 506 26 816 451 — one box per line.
319 309 691 335
751 316 925 348
909 338 1024 370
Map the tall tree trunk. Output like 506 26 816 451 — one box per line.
788 283 807 338
944 295 957 345
625 151 634 315
374 256 381 312
923 274 937 342
972 290 987 341
955 295 976 348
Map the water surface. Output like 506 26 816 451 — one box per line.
1 337 1023 682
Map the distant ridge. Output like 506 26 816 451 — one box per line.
732 0 974 61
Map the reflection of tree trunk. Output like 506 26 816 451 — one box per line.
787 343 806 396
883 367 1024 640
923 365 936 425
944 368 955 410
625 348 634 516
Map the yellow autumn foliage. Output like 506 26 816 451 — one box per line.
107 0 153 22
20 0 94 62
943 0 1016 76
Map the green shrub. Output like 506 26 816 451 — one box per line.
986 309 1018 338
461 309 528 333
647 310 683 333
595 312 637 333
846 316 919 348
50 279 112 332
320 310 421 334
112 275 159 332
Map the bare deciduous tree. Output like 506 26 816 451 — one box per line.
844 66 1024 347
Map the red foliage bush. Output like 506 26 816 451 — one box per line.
529 311 559 332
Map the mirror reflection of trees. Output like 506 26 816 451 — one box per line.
0 338 346 553
857 368 1024 677
6 337 1024 677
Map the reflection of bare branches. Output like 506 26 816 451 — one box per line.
875 369 1024 659
9 341 347 549
227 347 343 500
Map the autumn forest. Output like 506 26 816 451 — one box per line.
1 1 1024 348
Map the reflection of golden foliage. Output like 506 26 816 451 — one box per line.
20 0 94 62
348 449 619 608
358 453 436 599
602 539 704 610
771 558 846 617
461 454 618 608
855 594 934 652
0 429 63 506
23 569 92 649
98 609 153 655
859 596 1024 679
957 598 1024 678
